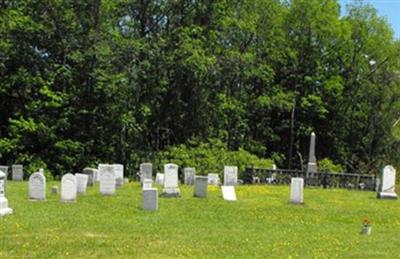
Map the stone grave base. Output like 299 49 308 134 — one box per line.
161 188 181 197
377 192 398 199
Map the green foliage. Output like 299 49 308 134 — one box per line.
0 0 399 176
318 158 344 173
154 139 273 177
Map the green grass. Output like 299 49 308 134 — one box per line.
1 181 400 258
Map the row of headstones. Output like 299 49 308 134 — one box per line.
141 163 238 211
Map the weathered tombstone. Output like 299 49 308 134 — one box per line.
143 179 153 189
82 168 96 186
161 163 180 197
0 166 8 193
39 168 44 175
113 164 124 187
51 186 59 194
61 174 77 202
194 176 208 198
290 177 304 204
75 173 88 194
224 166 238 186
221 186 237 201
99 164 116 195
143 188 158 211
155 173 164 185
306 132 317 178
208 173 220 186
377 165 398 199
98 164 108 182
12 164 23 181
140 163 153 183
0 171 13 216
29 172 46 201
184 167 196 185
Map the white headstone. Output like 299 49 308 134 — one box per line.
99 164 116 195
12 164 23 181
184 167 196 185
0 166 8 193
208 173 220 186
378 165 398 199
143 188 158 211
61 173 77 202
75 173 88 194
29 172 46 200
0 171 13 216
143 179 153 189
140 163 153 183
290 177 304 204
113 164 124 187
155 173 164 185
221 186 237 201
161 163 180 197
224 166 238 186
194 176 208 198
39 168 44 175
98 164 108 182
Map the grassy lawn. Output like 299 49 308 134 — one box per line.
1 181 399 258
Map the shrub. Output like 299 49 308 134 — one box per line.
318 158 344 173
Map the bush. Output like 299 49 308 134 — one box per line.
153 139 273 178
318 158 344 173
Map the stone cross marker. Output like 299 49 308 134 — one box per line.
221 186 237 201
377 165 398 199
208 173 220 186
306 132 317 177
194 176 208 198
29 172 46 201
82 168 96 186
155 173 164 185
140 163 153 183
12 164 23 181
224 166 238 186
184 167 196 185
0 171 13 216
113 164 124 187
161 163 181 197
99 164 116 195
143 188 158 211
290 177 304 204
75 173 88 194
61 173 77 202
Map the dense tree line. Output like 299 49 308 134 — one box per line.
0 0 399 176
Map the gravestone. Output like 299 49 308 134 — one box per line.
377 165 398 199
155 173 164 185
39 168 44 175
61 173 77 202
98 164 109 182
12 164 23 181
143 188 158 211
75 173 88 194
51 186 59 194
143 179 153 189
184 168 195 185
194 176 208 198
224 166 238 186
221 186 237 201
290 177 304 204
113 164 124 187
99 164 116 195
0 171 13 216
208 173 220 186
29 172 46 201
161 163 181 197
82 168 96 186
0 166 8 193
306 132 317 178
140 163 153 183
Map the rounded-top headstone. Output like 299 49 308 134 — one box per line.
29 172 46 201
61 173 77 202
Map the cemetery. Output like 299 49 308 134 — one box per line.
1 0 400 258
